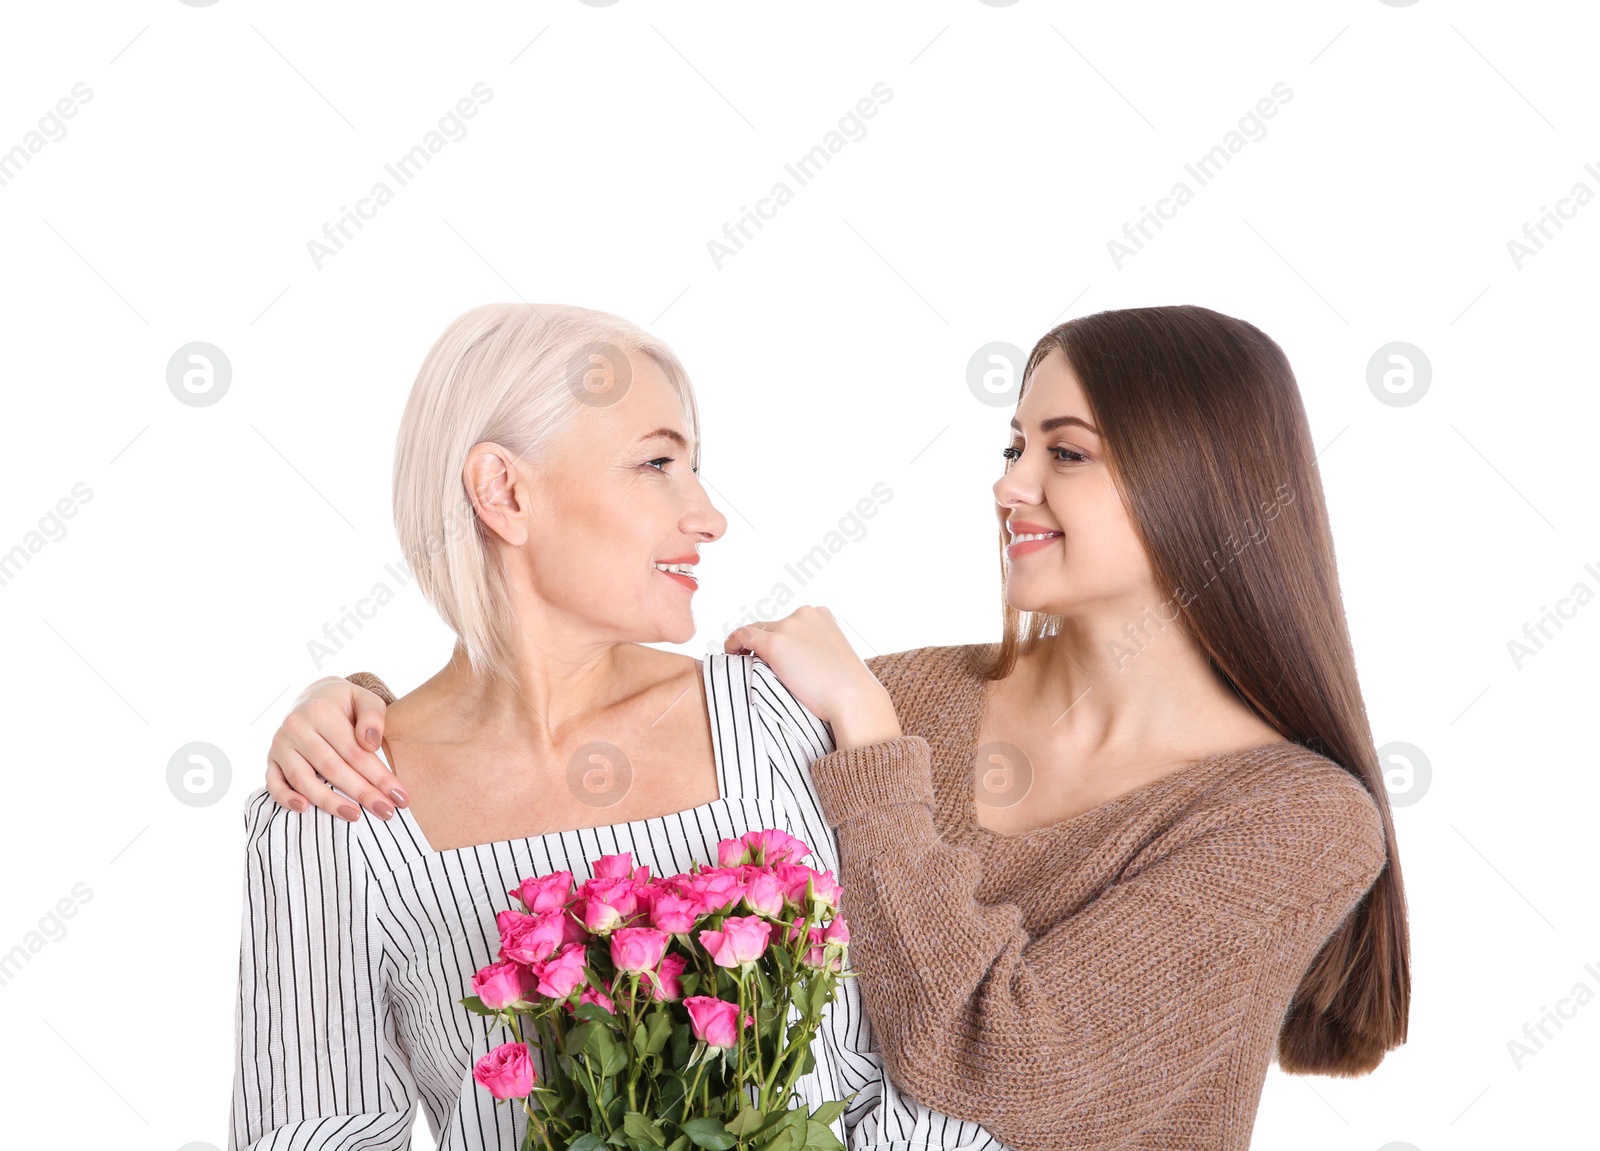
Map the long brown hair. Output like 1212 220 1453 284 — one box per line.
979 304 1409 1075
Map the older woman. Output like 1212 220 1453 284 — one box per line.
227 303 1012 1151
265 305 1410 1149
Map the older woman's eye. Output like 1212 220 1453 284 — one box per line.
644 457 673 471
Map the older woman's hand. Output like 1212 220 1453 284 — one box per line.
723 605 902 750
265 676 404 821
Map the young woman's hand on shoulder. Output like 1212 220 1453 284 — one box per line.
724 605 902 750
265 675 403 822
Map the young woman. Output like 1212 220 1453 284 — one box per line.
267 305 1410 1149
228 303 1012 1151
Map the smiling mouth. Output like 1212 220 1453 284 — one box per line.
1005 532 1061 558
653 562 699 589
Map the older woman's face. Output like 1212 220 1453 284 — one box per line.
992 347 1154 617
515 351 726 646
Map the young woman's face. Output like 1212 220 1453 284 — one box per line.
993 347 1155 617
518 351 726 646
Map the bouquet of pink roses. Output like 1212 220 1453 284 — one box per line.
463 828 858 1151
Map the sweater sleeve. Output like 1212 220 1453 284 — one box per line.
805 735 1388 1151
228 787 418 1150
345 672 396 706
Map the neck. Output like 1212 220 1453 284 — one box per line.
417 636 648 752
1010 606 1250 757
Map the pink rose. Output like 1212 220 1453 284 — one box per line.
822 913 850 946
698 914 771 968
649 892 700 934
740 828 810 866
717 838 750 867
648 952 688 1002
740 871 786 918
610 926 670 973
576 982 615 1014
773 863 813 908
784 917 830 968
684 869 746 915
471 958 537 1009
532 942 589 999
593 852 634 879
508 871 575 914
473 1041 537 1100
577 878 640 931
683 996 753 1049
593 852 651 884
497 908 568 966
560 910 593 947
808 869 842 909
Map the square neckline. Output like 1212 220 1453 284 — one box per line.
382 654 748 857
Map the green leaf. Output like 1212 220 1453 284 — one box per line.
645 1009 674 1058
725 1105 765 1137
801 1118 843 1151
806 1099 849 1127
754 1107 806 1151
632 1025 651 1059
574 1001 619 1026
587 1026 618 1065
762 1126 801 1151
566 1135 606 1151
752 963 775 1003
666 1136 690 1151
601 1038 630 1077
459 995 498 1017
669 1022 692 1068
603 1131 630 1147
680 1118 736 1151
566 1022 594 1054
623 1111 667 1147
754 1107 791 1135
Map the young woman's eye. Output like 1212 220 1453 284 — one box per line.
1001 445 1086 464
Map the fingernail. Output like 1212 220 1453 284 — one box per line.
373 800 395 820
337 803 360 822
390 785 409 806
290 798 307 813
365 727 380 748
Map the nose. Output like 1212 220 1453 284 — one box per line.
682 473 729 543
993 465 1042 513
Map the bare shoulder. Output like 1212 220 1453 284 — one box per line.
636 648 703 704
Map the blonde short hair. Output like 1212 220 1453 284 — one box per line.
392 302 700 684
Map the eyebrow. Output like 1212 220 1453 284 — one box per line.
1008 415 1100 436
636 428 691 450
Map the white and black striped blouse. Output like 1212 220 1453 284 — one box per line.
228 652 1008 1151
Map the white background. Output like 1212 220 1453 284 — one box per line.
1 1 1596 1149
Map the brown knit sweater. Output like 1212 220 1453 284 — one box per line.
803 643 1388 1151
342 643 1387 1151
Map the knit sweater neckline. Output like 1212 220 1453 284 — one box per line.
934 642 1302 847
